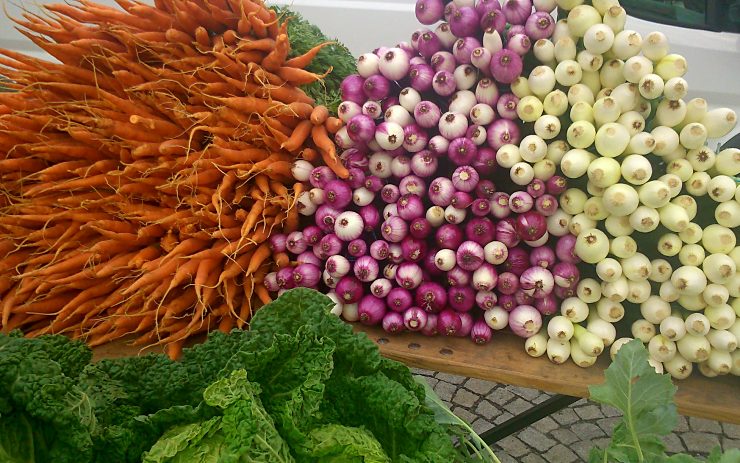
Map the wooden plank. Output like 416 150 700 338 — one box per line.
353 324 740 425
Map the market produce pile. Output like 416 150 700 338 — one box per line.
0 0 354 356
269 0 740 379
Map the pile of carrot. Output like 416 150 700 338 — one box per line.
0 0 346 358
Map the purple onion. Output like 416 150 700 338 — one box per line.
452 165 480 192
471 198 491 217
401 236 427 262
535 194 558 216
451 191 474 209
302 226 323 246
404 306 428 331
495 219 520 247
429 177 455 207
347 168 366 190
490 192 511 219
264 272 279 292
315 233 343 259
453 37 482 65
503 0 533 25
348 239 368 257
415 0 445 25
387 287 413 313
423 248 444 277
471 47 492 76
471 319 493 344
432 70 456 96
383 263 398 280
435 224 464 249
555 234 580 264
448 137 478 165
443 1 458 21
465 218 496 245
293 263 321 288
310 166 336 189
497 272 519 295
552 262 580 288
446 266 471 287
359 294 386 325
520 267 554 298
535 294 558 316
324 180 352 209
421 313 439 336
415 282 447 313
346 114 376 143
526 178 546 198
499 293 517 312
554 285 576 299
448 286 475 312
473 148 498 176
473 262 499 291
388 244 403 263
342 148 370 169
496 93 519 120
503 247 530 276
530 247 556 269
476 291 498 310
449 6 480 37
338 101 362 122
476 0 502 15
381 184 400 204
397 41 415 58
269 234 288 253
509 304 542 339
515 211 548 241
359 205 381 232
428 135 450 155
341 74 366 104
514 289 535 306
370 279 392 299
475 78 500 106
296 251 322 267
480 9 507 32
276 267 295 290
418 31 442 58
403 124 429 153
364 176 384 193
369 240 390 261
399 176 426 198
458 312 474 337
525 11 555 40
363 74 391 101
405 219 429 241
361 100 382 120
431 51 456 73
410 28 427 49
509 191 534 214
546 175 567 195
382 311 405 333
437 308 462 336
486 118 521 150
489 49 523 84
506 33 531 56
336 276 363 304
414 101 442 129
397 194 425 221
396 262 423 289
381 97 401 113
507 25 526 40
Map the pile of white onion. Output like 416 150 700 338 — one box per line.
518 0 739 378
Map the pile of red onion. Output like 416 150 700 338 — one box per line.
267 0 582 344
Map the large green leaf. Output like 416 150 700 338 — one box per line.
295 424 390 462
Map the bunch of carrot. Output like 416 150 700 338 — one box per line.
0 0 346 358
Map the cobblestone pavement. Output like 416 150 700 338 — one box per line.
413 369 740 462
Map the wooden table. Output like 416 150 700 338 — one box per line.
352 324 740 426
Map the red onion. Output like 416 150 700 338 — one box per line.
302 226 323 246
269 234 288 254
382 311 405 333
357 206 379 233
447 266 472 287
473 263 499 291
381 97 401 114
452 166 480 192
503 247 530 276
535 194 558 216
403 124 429 153
276 267 295 290
362 100 383 119
431 51 456 74
450 6 480 37
347 168 366 190
396 262 423 289
326 255 351 278
411 28 428 50
310 166 336 189
520 267 555 298
497 271 520 295
509 191 534 213
525 11 555 40
448 286 475 312
348 239 368 257
342 148 370 170
323 271 338 289
391 156 412 179
383 263 398 280
364 176 384 193
429 177 455 206
555 234 580 264
296 252 322 267
341 74 366 104
404 306 429 331
433 70 457 96
416 282 448 313
495 219 520 247
409 218 432 239
438 308 463 336
506 33 531 56
358 294 387 325
388 244 403 263
428 135 450 155
453 37 482 65
409 152 437 179
515 211 548 241
529 247 556 269
387 287 414 313
499 293 517 311
480 9 507 32
465 217 495 245
527 178 546 198
535 294 558 316
416 0 445 25
363 74 391 101
456 241 485 271
397 41 415 57
264 272 279 292
338 101 362 122
315 233 342 259
409 63 435 92
473 148 498 176
418 31 442 58
514 290 534 306
413 101 442 129
399 176 426 197
471 199 491 217
508 304 542 338
346 114 376 143
471 319 493 344
293 263 321 288
496 93 519 120
503 0 533 25
398 236 424 262
552 262 580 288
473 78 499 107
423 248 444 277
471 47 492 75
379 47 410 81
397 194 425 221
336 276 363 304
489 49 522 84
554 285 576 299
458 312 474 337
448 137 478 165
546 175 567 195
476 290 498 310
381 184 400 204
335 211 364 242
490 192 511 219
324 180 352 209
443 2 458 21
421 313 439 336
486 118 521 150
370 240 390 261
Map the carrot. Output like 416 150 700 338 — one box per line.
261 33 290 72
285 41 334 69
301 147 320 162
325 117 343 134
279 119 312 152
310 105 330 126
311 123 348 178
277 65 332 86
123 258 179 295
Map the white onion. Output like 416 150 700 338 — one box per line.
659 281 680 302
605 215 634 237
679 223 703 245
641 31 669 61
603 184 639 217
705 304 736 331
603 5 626 33
686 171 710 196
597 297 625 322
597 258 623 282
484 306 509 330
623 55 653 84
651 126 680 156
707 329 738 352
583 23 614 55
610 235 637 259
610 337 634 361
570 101 595 123
567 5 603 37
534 115 562 140
658 203 690 232
553 37 577 63
702 224 736 254
496 144 521 168
570 339 598 368
612 30 642 60
658 233 683 257
708 349 733 375
547 339 571 364
655 54 688 80
543 90 569 116
640 295 671 324
664 352 692 379
626 280 651 304
602 276 629 302
561 148 595 178
533 39 556 64
631 319 656 343
568 84 595 106
677 334 711 362
638 73 665 100
592 97 622 128
678 244 704 267
714 148 740 176
700 108 737 139
649 334 677 362
660 316 687 341
671 265 708 296
577 50 604 73
703 283 730 307
561 297 589 323
716 201 740 228
554 60 583 87
679 122 708 150
686 313 711 336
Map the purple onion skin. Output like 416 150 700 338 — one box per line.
555 234 581 264
450 6 480 37
359 205 381 232
447 266 471 287
302 226 323 246
525 11 555 40
465 217 496 245
530 246 556 269
473 147 498 176
554 285 577 299
486 118 521 150
382 311 406 333
503 247 530 276
509 304 542 339
546 175 567 195
535 294 559 316
359 295 387 325
471 319 493 344
457 312 474 337
507 25 526 41
416 0 445 25
496 93 520 120
503 0 533 25
435 224 465 250
552 262 581 288
514 289 535 306
415 282 448 313
401 236 427 262
448 286 476 312
480 9 507 32
438 308 463 336
276 267 295 290
497 271 520 295
336 276 364 304
489 49 523 85
421 313 440 336
348 239 368 257
341 74 366 104
495 218 520 248
506 33 531 56
535 194 558 216
515 211 548 241
387 287 413 313
499 293 517 312
418 31 442 58
451 191 474 209
476 290 498 310
448 137 478 166
423 249 445 277
471 198 491 217
410 218 433 239
404 306 429 331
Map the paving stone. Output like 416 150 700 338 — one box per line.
689 417 723 433
543 443 579 463
722 437 740 452
601 405 622 417
494 450 517 463
423 377 439 388
675 415 690 432
597 416 622 434
532 392 553 404
571 422 606 441
551 429 581 445
494 411 515 425
452 388 478 408
724 423 740 439
532 416 559 434
573 437 611 461
411 367 434 376
475 399 501 421
552 407 580 425
681 432 721 454
664 433 687 454
575 404 605 420
435 372 466 384
520 453 547 463
509 385 542 401
517 427 557 452
452 406 478 426
504 398 533 415
465 377 495 395
471 418 495 435
432 381 456 403
487 386 516 405
496 436 530 457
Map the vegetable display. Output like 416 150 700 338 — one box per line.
0 0 353 356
